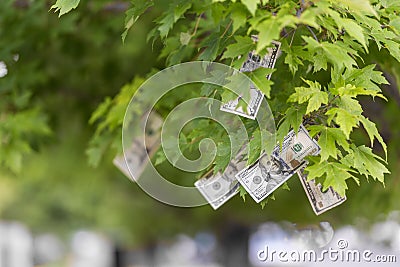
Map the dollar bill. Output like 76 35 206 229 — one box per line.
297 166 346 215
220 38 281 120
236 124 320 203
195 147 247 209
273 124 321 172
113 112 163 181
235 152 303 203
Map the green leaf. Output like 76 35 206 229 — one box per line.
154 149 167 166
298 9 321 29
122 0 154 42
213 141 231 174
284 106 306 134
157 13 175 38
51 0 80 17
89 97 112 125
276 119 290 148
260 199 267 209
281 182 290 191
322 163 353 196
156 1 192 38
174 1 192 21
308 125 350 161
334 84 386 100
255 18 282 53
222 71 252 109
334 0 378 17
231 3 248 32
241 0 258 15
303 37 357 70
86 132 113 167
306 160 356 196
343 65 389 93
342 18 368 51
261 129 276 155
198 33 221 61
337 95 363 115
239 185 247 202
306 91 329 114
260 194 275 209
288 79 328 114
222 35 255 59
247 68 275 98
326 108 359 139
281 43 308 74
248 128 262 165
305 160 329 181
384 40 400 63
313 49 329 72
5 149 23 173
180 32 192 46
359 116 388 159
348 145 390 184
389 17 400 34
211 2 228 24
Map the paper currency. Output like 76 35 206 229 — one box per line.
236 125 320 203
113 112 163 181
273 124 321 172
235 152 300 203
297 166 346 215
195 147 247 209
220 38 281 120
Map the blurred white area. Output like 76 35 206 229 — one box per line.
70 231 114 267
0 61 7 78
154 233 221 267
1 212 400 267
0 222 33 267
34 233 65 265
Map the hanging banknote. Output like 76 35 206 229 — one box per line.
236 125 321 203
297 166 346 215
113 112 163 181
195 147 247 209
235 153 297 203
220 36 281 120
273 124 321 172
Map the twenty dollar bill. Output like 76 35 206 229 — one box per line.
297 166 346 215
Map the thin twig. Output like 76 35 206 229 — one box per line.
221 19 233 39
307 25 319 41
289 28 297 47
280 28 295 40
192 13 203 36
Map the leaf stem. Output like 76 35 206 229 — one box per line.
221 19 233 39
192 13 203 37
307 25 319 41
289 28 297 47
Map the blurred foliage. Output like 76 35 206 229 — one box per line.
0 0 399 247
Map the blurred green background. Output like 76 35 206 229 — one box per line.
0 0 399 261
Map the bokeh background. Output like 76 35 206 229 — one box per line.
0 1 399 266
